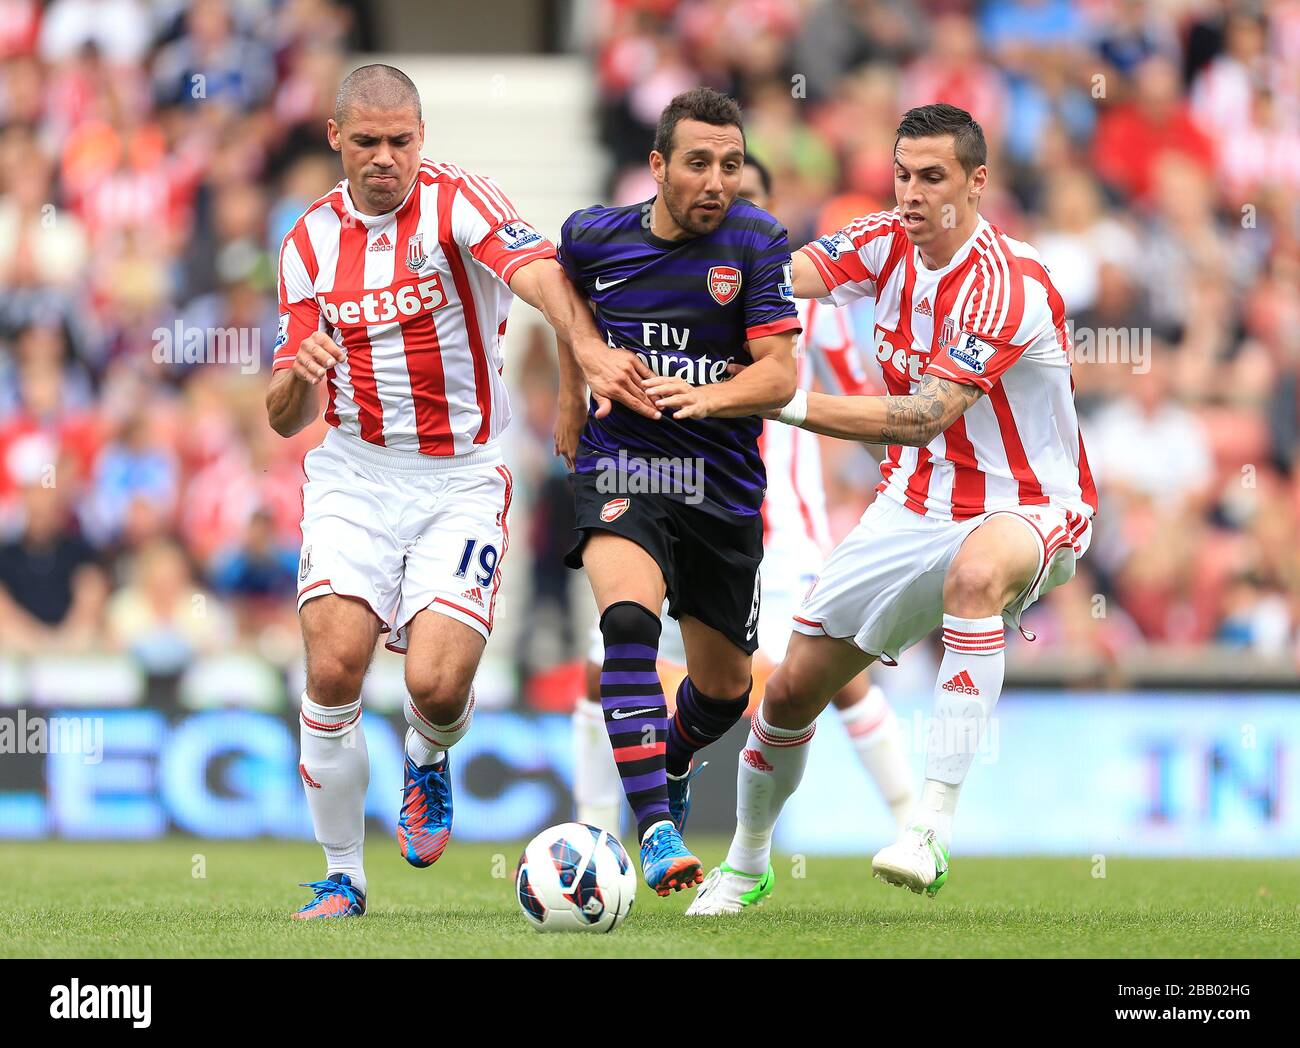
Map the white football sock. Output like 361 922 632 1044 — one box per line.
573 695 622 832
299 692 369 895
914 779 962 853
725 708 815 876
405 688 476 767
915 613 1005 850
839 684 915 833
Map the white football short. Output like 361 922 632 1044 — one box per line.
296 427 513 651
792 495 1091 664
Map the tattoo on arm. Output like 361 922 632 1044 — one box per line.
880 375 983 446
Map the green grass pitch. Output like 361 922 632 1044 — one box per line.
1 839 1296 958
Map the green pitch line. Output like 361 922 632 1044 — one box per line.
0 840 1296 959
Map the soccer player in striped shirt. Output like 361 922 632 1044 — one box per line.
562 155 915 858
556 88 801 897
690 103 1098 914
267 64 655 919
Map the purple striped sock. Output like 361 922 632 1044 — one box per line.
598 602 670 840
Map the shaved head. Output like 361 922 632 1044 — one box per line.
327 63 425 215
334 63 421 126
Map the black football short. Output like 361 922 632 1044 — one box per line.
565 471 763 655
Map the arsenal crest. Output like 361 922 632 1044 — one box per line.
600 498 630 523
707 265 742 306
406 232 427 273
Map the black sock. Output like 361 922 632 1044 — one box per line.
665 675 752 777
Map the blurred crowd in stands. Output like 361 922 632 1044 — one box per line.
0 0 358 670
0 0 1297 684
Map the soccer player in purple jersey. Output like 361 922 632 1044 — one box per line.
555 88 800 897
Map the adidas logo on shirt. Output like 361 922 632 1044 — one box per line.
368 232 393 252
460 586 485 608
914 297 933 316
941 670 980 695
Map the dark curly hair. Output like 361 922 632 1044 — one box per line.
654 87 744 160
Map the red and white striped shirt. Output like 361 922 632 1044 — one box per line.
800 210 1097 524
760 297 875 558
274 159 557 455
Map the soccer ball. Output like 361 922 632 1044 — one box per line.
515 822 636 933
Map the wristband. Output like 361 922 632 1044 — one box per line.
776 388 808 426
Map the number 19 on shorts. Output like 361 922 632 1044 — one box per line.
454 539 499 587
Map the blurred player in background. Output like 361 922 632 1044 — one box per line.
556 88 799 897
267 64 653 919
562 155 914 857
691 104 1096 915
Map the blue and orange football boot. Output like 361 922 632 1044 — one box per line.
397 751 453 868
292 873 366 919
640 820 704 897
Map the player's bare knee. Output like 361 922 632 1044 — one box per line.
943 559 1005 617
306 649 371 705
760 671 818 728
405 666 472 725
300 597 379 703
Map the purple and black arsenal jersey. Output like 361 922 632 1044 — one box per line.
558 197 800 519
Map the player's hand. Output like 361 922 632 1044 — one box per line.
554 396 586 470
640 375 716 420
293 332 346 385
573 337 661 420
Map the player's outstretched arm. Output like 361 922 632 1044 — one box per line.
642 330 798 420
510 257 660 419
785 374 983 447
790 249 831 300
266 332 345 437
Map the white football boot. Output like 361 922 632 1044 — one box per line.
871 826 949 897
684 863 775 916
